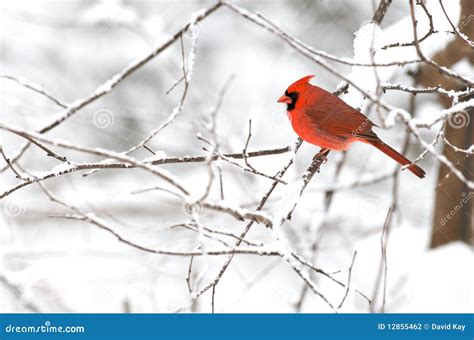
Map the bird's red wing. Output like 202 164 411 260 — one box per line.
303 87 378 141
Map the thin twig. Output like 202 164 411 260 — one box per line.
1 145 292 199
0 74 67 108
0 2 223 172
286 148 330 221
439 0 474 47
0 146 26 180
409 0 473 86
337 251 358 310
186 256 195 293
211 285 216 313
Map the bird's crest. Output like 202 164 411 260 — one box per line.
287 75 315 93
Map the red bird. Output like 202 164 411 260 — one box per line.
278 75 425 178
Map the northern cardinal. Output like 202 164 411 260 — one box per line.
278 75 425 178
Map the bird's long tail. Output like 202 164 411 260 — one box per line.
368 139 425 179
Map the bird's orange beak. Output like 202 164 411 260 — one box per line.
277 95 292 104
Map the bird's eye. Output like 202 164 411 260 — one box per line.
288 92 298 100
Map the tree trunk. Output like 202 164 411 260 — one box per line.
415 0 473 248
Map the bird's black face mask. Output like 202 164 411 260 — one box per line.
285 90 299 111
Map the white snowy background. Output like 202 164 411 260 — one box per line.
0 0 472 313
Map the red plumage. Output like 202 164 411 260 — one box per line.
278 75 425 179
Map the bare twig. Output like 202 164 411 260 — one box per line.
1 2 223 172
371 206 393 313
0 275 42 313
171 222 263 247
381 0 436 50
1 145 292 199
286 149 330 221
211 285 216 313
5 129 68 163
186 256 195 293
439 0 474 47
0 146 26 180
197 76 234 202
1 122 190 195
192 138 304 300
409 0 473 86
337 251 358 310
0 74 68 108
